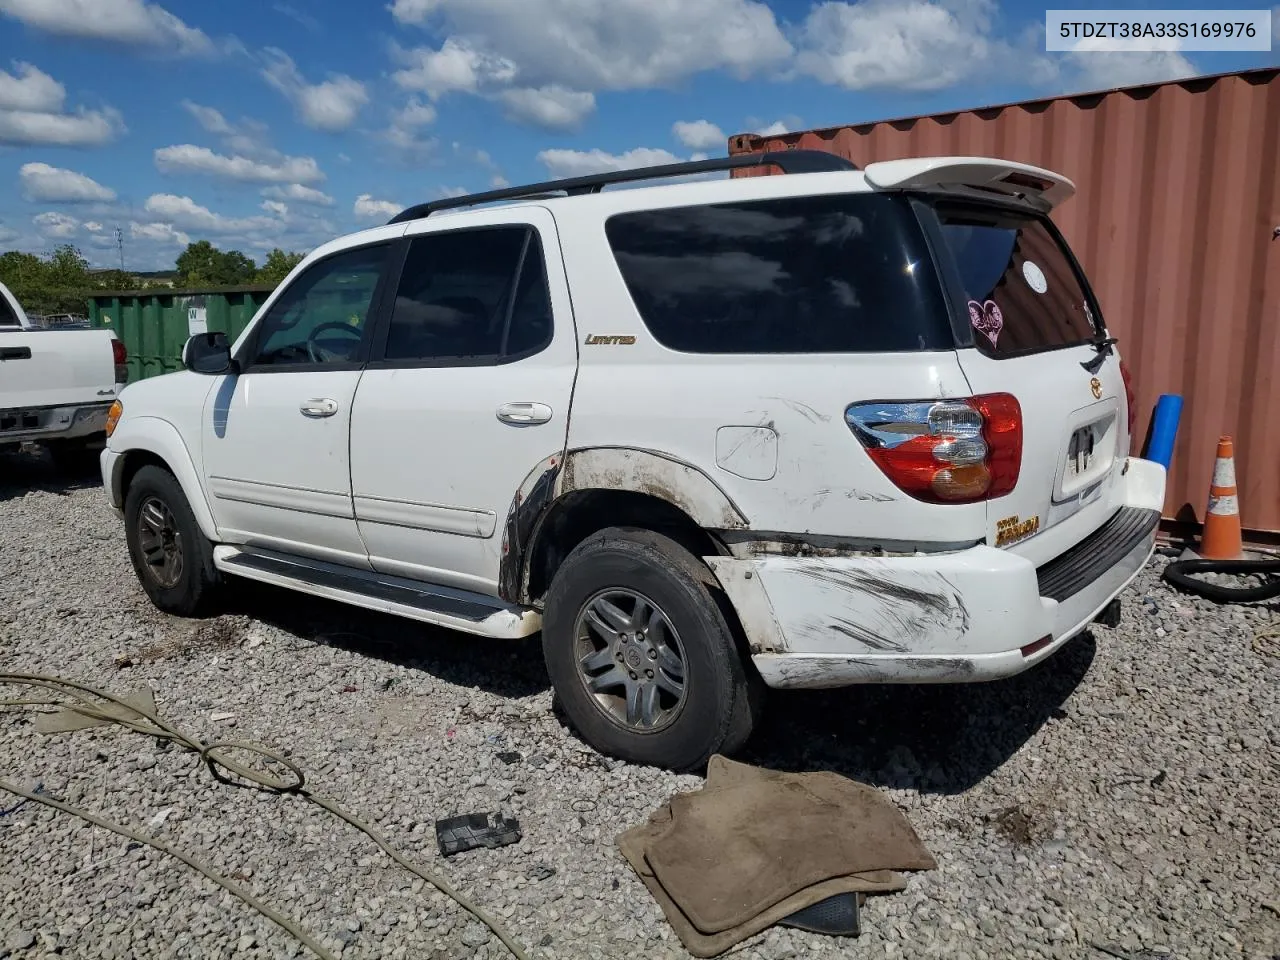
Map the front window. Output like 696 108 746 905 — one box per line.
248 244 388 368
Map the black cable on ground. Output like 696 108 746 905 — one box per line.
0 672 530 960
1160 558 1280 604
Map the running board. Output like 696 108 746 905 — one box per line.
212 547 541 639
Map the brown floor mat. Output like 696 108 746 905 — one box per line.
617 755 936 958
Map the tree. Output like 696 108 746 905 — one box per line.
0 245 93 315
175 240 257 286
256 248 305 283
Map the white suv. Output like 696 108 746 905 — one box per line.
101 150 1166 770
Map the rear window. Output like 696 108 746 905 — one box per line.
604 194 952 354
931 204 1099 359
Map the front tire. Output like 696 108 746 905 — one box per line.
542 527 759 771
123 465 220 616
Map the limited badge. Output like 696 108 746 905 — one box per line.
1022 260 1048 294
1090 377 1102 400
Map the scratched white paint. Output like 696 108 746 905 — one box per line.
714 425 778 481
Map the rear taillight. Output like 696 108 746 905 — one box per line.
111 338 128 383
845 393 1023 504
1119 358 1136 437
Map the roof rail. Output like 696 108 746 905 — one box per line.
386 149 857 225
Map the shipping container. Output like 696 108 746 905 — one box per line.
730 68 1280 538
87 286 275 383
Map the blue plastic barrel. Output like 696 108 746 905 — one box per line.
1145 394 1183 469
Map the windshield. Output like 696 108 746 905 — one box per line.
929 202 1100 359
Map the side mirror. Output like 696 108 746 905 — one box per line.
182 332 235 375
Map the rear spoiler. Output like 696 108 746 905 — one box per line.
862 157 1075 212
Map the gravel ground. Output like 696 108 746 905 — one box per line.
1 448 1278 960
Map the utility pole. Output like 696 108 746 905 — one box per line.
115 226 125 272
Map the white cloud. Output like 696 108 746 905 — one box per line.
262 183 334 206
756 120 790 136
143 193 281 234
261 49 369 132
0 62 124 146
383 97 438 157
130 221 189 246
390 0 792 92
261 199 289 217
33 211 80 237
19 162 116 203
273 2 320 32
793 0 1021 91
389 0 443 22
0 106 123 146
0 61 63 112
396 98 437 127
437 186 468 198
672 119 725 150
0 0 212 55
83 221 103 232
1066 37 1197 88
491 174 510 188
354 194 401 219
181 99 233 136
497 86 595 130
154 144 324 184
180 100 284 163
392 37 517 99
537 147 683 179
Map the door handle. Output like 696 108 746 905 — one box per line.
299 398 339 418
496 402 553 425
0 347 31 360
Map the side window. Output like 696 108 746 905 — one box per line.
248 244 388 368
0 292 20 327
383 226 553 363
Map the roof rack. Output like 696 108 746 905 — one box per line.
386 149 858 225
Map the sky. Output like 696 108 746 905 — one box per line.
0 0 1274 270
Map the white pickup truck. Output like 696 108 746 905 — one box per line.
0 279 127 470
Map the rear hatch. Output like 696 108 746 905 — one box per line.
916 196 1130 563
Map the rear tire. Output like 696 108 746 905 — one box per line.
123 465 220 616
542 527 760 771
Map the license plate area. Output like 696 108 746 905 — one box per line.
1055 415 1116 501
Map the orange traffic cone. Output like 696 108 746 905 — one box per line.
1200 436 1244 560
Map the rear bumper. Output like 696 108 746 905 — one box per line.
707 457 1165 689
0 401 113 445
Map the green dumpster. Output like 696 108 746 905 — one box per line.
87 285 276 383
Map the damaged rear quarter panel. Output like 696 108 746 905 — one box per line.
756 556 973 657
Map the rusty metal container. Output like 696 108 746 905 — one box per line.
730 68 1280 538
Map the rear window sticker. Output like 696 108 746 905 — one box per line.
968 299 1004 347
1022 260 1048 294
